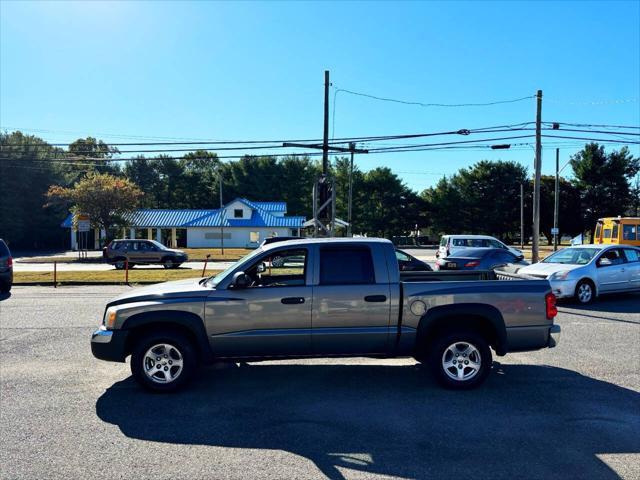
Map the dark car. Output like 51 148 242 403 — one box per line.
260 236 302 246
435 247 528 273
103 239 188 269
395 248 432 271
0 239 13 293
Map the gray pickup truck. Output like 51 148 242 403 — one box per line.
91 238 560 392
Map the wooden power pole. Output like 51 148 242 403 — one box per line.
532 90 542 263
553 148 560 251
283 71 367 237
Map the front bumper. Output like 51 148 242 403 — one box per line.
548 324 561 348
91 327 129 362
548 278 579 299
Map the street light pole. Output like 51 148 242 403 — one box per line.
554 148 560 251
219 171 224 255
520 183 524 250
348 142 355 237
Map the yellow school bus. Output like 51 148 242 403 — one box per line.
594 217 640 246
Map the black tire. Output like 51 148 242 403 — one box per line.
130 329 198 393
429 330 492 390
113 258 126 270
574 279 595 304
171 262 182 269
0 281 11 293
162 257 175 269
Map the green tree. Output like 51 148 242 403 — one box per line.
46 172 143 241
424 160 528 241
0 131 67 248
357 167 425 237
538 176 583 244
570 143 639 234
123 156 163 208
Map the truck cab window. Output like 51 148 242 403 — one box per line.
245 249 307 287
320 247 375 285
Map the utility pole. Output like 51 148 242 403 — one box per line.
532 90 542 263
219 172 224 255
322 70 330 175
283 71 367 237
520 183 524 250
553 148 560 251
347 142 355 237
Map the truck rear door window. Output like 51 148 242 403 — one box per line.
320 247 375 285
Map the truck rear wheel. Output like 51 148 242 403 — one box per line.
429 330 492 389
130 329 198 392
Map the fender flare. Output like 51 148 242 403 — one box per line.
121 310 213 361
416 303 508 355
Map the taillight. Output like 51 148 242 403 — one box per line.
7 257 12 268
545 292 558 319
464 260 480 267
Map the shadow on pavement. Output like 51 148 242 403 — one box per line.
560 292 640 320
96 363 640 479
0 292 11 301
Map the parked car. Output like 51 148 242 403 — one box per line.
261 236 302 246
395 248 432 271
435 248 528 273
518 244 640 304
0 239 13 293
92 238 560 392
103 239 188 269
437 235 522 259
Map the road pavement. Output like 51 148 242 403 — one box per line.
1 286 638 479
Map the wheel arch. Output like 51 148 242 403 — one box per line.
415 303 507 357
576 277 598 297
122 310 213 362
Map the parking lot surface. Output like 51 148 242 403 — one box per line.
1 285 639 479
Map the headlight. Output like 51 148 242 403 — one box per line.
103 307 118 329
550 270 571 281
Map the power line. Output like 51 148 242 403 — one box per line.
548 122 640 129
333 88 536 108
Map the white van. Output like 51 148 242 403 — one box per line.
437 235 522 258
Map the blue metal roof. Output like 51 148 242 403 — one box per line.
61 198 304 229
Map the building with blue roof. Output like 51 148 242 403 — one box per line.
62 198 306 249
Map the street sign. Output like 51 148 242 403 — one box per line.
76 214 90 232
551 228 559 235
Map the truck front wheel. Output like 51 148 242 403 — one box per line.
429 330 492 389
130 329 198 392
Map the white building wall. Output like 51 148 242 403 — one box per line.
186 227 293 248
223 200 253 221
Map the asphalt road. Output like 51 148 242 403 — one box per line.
1 286 639 479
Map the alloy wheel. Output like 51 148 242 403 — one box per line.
143 343 184 384
441 341 482 381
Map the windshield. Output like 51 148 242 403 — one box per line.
148 240 168 250
205 248 263 287
542 248 599 265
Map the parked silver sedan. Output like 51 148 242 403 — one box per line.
518 244 640 304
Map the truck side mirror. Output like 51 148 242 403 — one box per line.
231 271 251 288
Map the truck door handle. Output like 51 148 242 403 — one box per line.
364 295 387 302
281 297 305 305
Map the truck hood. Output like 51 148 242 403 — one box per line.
518 262 584 278
107 277 210 307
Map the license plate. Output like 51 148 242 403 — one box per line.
446 262 457 269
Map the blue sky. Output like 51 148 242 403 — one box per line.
1 0 639 192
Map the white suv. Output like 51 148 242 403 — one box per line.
437 235 522 259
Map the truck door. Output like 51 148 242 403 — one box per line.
311 244 392 355
205 247 312 357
